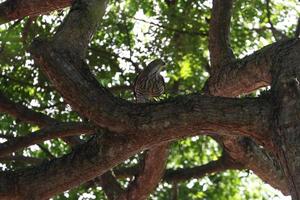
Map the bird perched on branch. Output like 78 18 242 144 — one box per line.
134 59 166 103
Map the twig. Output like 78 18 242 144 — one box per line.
265 0 288 41
132 16 207 37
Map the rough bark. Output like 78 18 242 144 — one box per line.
118 144 169 200
0 0 73 24
271 38 300 199
206 0 291 196
31 40 270 140
220 136 289 194
0 94 271 199
208 0 235 69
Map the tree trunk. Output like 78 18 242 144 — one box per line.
271 39 300 199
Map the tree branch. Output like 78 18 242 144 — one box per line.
114 154 242 183
52 0 108 58
98 171 124 200
0 122 93 157
0 155 44 165
204 38 299 97
31 39 270 140
0 90 89 148
208 0 235 69
220 136 289 194
204 1 293 195
0 90 58 126
118 143 169 200
28 0 274 156
0 105 268 200
0 0 73 25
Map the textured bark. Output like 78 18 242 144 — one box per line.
27 0 284 198
206 38 300 197
206 0 291 196
118 144 169 200
271 39 300 199
0 97 270 199
0 0 73 24
221 136 289 194
208 0 235 69
31 41 269 140
204 39 297 97
205 36 297 197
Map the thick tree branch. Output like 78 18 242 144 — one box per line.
204 1 293 194
31 40 270 140
220 136 289 194
29 0 271 141
206 12 295 195
204 40 293 194
0 104 268 200
52 0 108 58
0 0 73 25
204 44 292 194
118 144 169 200
205 38 299 97
207 0 299 97
209 0 235 69
0 122 93 157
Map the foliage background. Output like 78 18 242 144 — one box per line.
0 0 299 199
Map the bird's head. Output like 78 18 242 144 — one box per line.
147 59 166 75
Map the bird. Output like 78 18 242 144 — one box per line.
134 59 166 103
